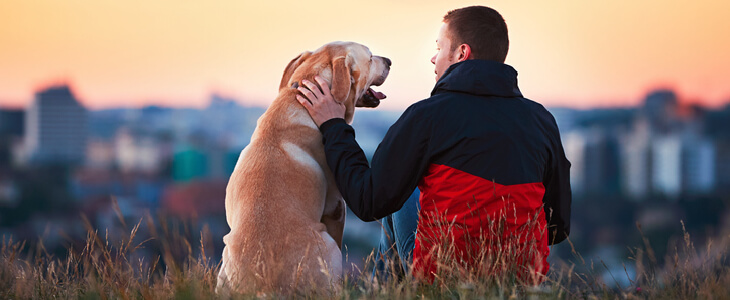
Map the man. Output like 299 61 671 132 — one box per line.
296 6 571 283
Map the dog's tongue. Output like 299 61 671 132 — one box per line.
368 88 386 100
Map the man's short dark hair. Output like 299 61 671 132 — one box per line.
443 6 509 63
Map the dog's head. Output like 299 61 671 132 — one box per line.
280 41 391 123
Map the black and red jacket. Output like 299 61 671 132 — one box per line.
319 60 571 279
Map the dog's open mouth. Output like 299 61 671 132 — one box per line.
357 62 389 108
358 87 387 108
367 87 387 101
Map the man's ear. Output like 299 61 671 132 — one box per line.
456 44 472 62
279 51 312 90
330 56 352 103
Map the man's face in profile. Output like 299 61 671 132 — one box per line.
431 23 459 82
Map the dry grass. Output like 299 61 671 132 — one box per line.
1 201 729 299
0 199 221 299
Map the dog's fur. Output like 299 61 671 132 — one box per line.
216 42 390 296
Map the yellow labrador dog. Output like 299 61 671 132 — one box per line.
217 41 390 296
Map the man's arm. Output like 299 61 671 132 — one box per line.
318 106 431 221
543 117 572 245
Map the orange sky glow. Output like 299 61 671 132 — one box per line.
1 0 729 110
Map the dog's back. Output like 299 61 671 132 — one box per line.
217 94 341 295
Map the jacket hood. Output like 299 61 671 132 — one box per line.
431 60 522 98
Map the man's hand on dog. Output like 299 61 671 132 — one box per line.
296 76 346 127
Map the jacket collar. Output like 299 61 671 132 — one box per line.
430 60 523 98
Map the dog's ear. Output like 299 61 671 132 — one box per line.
331 56 352 103
279 51 312 90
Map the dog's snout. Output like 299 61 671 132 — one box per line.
383 57 392 67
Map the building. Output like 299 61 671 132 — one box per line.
115 127 172 174
0 109 24 137
70 168 166 208
652 135 682 197
23 85 88 165
563 131 586 195
86 139 116 170
0 109 24 167
643 89 679 133
682 135 715 194
651 133 716 198
716 141 730 193
161 179 227 218
564 128 621 196
620 120 653 199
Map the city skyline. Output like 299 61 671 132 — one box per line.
2 0 730 110
5 83 726 199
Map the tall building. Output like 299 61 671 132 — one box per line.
651 133 716 198
652 135 682 197
24 85 88 165
0 109 24 167
0 109 24 137
563 131 586 195
620 120 653 199
565 128 621 196
682 135 715 194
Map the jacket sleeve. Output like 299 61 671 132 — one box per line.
319 106 431 221
542 116 572 245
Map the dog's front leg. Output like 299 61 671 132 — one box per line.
321 196 346 249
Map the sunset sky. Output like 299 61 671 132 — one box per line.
1 0 729 110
